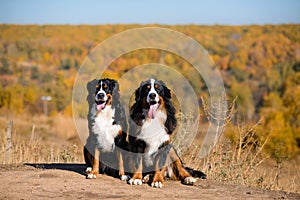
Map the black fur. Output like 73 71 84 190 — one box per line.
157 80 177 134
128 78 177 163
84 78 129 172
129 79 177 141
128 78 206 185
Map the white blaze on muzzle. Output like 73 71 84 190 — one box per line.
147 78 159 104
147 79 160 119
95 81 108 110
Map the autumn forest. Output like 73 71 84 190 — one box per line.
0 24 299 160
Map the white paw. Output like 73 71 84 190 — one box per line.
86 173 97 179
183 177 197 185
120 175 130 181
85 167 92 173
151 181 163 188
142 174 150 183
128 178 143 185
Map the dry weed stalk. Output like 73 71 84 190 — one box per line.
0 118 82 164
197 95 236 158
179 96 298 193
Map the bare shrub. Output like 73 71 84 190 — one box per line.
178 96 299 193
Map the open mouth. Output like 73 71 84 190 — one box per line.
96 100 106 111
149 100 158 105
148 101 160 119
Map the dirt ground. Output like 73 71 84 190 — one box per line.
0 164 299 200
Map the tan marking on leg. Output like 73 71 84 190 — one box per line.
169 147 190 181
128 155 143 185
151 155 168 187
88 148 100 179
84 146 93 167
152 166 167 187
117 150 125 176
131 157 143 180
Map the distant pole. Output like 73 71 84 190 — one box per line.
41 96 52 116
6 120 13 164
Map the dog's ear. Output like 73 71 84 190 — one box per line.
111 79 120 102
135 87 141 102
135 81 146 102
163 85 171 101
158 80 171 101
86 79 99 111
111 79 119 91
165 101 177 134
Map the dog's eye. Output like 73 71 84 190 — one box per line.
103 84 108 89
96 85 100 89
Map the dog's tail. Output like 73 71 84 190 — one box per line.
184 166 206 179
172 146 206 179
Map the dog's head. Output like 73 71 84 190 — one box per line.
134 78 171 119
94 78 119 111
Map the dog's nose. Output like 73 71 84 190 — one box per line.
149 93 156 99
96 93 105 100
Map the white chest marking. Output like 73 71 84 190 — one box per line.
92 105 121 152
139 110 169 166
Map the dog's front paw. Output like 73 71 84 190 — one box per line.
151 181 163 188
142 174 151 183
87 173 97 179
128 178 143 185
183 176 197 185
151 173 164 188
120 175 130 181
86 170 99 179
85 167 92 173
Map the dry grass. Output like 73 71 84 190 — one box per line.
0 105 299 194
181 121 299 193
176 97 300 193
0 111 84 164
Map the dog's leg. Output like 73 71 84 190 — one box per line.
87 148 100 179
169 147 197 185
151 158 168 188
84 146 93 173
128 154 143 185
117 150 130 181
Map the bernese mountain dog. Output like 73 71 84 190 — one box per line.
128 78 202 188
83 78 129 181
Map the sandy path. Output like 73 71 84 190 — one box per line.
0 164 299 200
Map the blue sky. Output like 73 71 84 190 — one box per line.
0 0 299 25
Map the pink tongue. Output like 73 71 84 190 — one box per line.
96 103 106 111
148 104 159 119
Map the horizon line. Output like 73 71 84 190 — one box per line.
0 22 299 26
